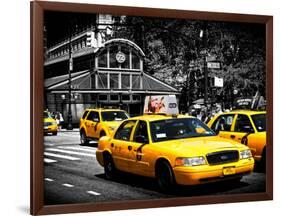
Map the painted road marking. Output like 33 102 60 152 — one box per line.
46 148 95 157
44 152 80 161
44 158 57 163
44 178 54 182
87 191 101 196
58 146 97 153
62 183 74 188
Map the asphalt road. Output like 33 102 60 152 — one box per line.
44 130 266 205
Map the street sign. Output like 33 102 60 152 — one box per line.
214 76 223 87
207 62 220 69
206 56 216 62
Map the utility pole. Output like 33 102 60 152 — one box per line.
200 22 208 106
67 22 73 130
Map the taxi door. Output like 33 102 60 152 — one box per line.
126 120 151 177
85 111 100 139
210 114 236 139
110 120 137 172
231 114 256 152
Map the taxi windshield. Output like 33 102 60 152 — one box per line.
251 114 266 132
150 118 215 142
44 112 51 118
101 111 128 122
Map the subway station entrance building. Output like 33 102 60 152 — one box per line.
45 38 179 125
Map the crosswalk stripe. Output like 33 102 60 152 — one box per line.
44 152 80 161
44 178 54 182
87 191 101 196
44 158 57 163
58 146 97 153
62 183 74 188
46 148 95 157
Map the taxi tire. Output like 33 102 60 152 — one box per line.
156 161 175 193
103 153 116 180
80 131 89 146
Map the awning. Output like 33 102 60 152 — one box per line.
45 70 180 95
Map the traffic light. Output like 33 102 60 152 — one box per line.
86 31 97 48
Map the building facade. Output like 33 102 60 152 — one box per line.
44 33 179 126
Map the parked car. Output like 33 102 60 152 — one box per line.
96 114 255 192
79 108 129 145
44 111 58 135
207 110 266 170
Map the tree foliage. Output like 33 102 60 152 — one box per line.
111 16 265 109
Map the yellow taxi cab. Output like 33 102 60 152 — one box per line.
96 96 254 192
207 110 266 169
79 108 129 145
44 111 58 135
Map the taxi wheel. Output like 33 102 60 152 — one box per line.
103 153 116 180
80 131 89 145
156 161 175 193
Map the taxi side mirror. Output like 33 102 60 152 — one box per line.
135 135 148 144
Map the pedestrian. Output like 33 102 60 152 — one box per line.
59 112 64 130
55 112 63 131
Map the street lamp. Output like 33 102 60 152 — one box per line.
67 21 74 130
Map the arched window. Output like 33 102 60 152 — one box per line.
97 43 141 70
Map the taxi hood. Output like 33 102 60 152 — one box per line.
156 136 245 156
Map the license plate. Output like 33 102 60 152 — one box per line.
223 167 236 176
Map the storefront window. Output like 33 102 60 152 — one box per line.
98 49 107 68
132 75 141 89
97 73 108 89
98 94 108 101
121 95 130 101
110 94 119 101
132 51 140 69
110 74 119 89
121 74 130 89
132 95 141 101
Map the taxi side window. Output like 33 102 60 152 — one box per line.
211 114 234 133
133 121 149 144
235 114 254 133
86 111 100 122
114 120 136 141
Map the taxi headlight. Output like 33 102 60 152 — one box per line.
175 156 206 167
240 149 252 159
